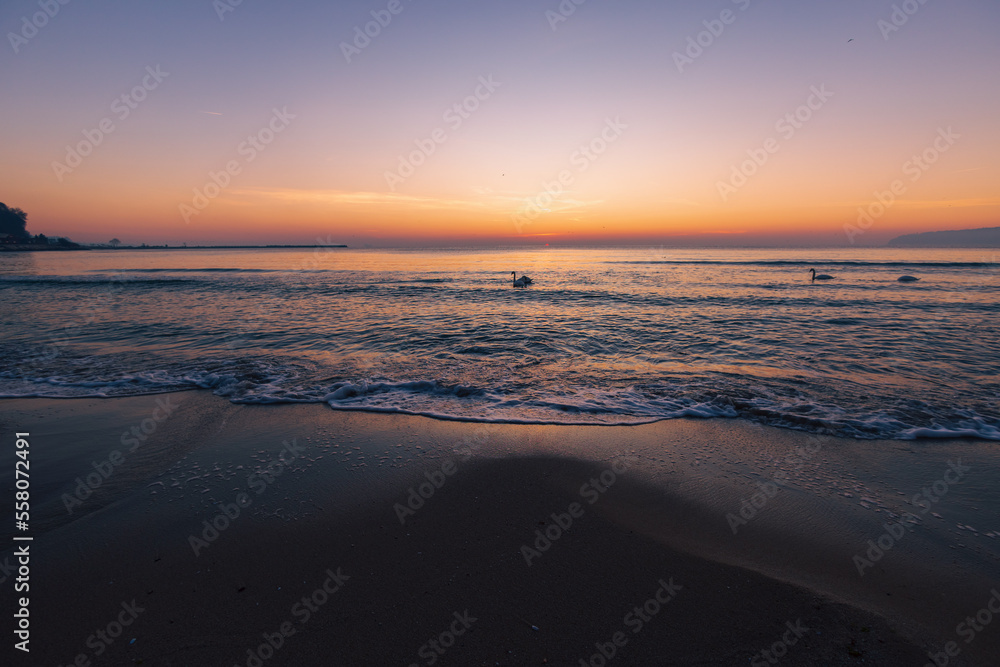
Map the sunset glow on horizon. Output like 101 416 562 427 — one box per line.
2 0 999 246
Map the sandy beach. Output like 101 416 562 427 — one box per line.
2 394 997 666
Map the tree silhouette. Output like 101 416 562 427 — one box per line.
109 238 121 247
0 202 29 240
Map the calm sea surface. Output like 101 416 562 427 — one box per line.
1 246 998 439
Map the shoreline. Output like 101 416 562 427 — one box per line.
2 393 998 665
0 245 88 252
3 391 997 442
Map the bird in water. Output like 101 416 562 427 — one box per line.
897 275 920 282
511 272 533 287
809 268 835 282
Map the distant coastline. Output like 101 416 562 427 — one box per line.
93 244 349 250
0 243 87 252
1 200 343 252
888 226 1000 248
0 244 347 252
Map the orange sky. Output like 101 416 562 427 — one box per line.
2 1 998 246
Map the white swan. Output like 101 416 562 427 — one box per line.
809 268 834 282
511 271 533 287
897 275 920 282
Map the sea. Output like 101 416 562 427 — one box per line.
1 246 998 440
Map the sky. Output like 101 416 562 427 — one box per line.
1 0 998 247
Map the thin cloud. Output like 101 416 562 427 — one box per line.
227 187 497 212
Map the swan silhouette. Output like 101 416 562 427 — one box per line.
809 268 834 282
511 272 533 287
897 275 920 282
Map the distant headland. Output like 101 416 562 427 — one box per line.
1 202 83 250
888 226 1000 248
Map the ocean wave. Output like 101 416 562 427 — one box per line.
87 269 456 282
99 267 279 273
0 275 200 286
609 260 996 268
2 364 997 440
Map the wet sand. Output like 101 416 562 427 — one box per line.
1 393 998 666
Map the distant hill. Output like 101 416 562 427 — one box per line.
887 226 1000 248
